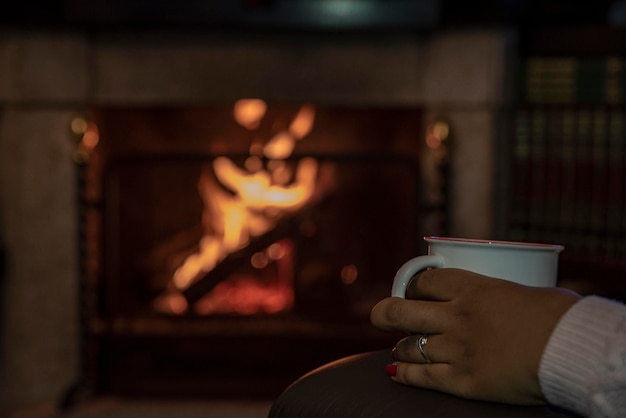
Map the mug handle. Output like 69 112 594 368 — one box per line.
391 255 445 298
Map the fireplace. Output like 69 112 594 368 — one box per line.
72 102 448 399
2 27 508 412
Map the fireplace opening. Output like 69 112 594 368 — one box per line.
74 101 448 399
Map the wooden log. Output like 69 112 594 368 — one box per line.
182 212 302 304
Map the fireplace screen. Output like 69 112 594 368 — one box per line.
75 102 446 398
107 154 420 317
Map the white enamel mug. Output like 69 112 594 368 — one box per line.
391 236 564 298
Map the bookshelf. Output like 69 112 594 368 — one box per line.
508 52 626 300
521 56 626 104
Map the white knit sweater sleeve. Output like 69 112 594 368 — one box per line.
538 295 626 418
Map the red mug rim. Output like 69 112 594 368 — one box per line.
424 236 564 252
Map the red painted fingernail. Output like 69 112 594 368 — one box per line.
385 364 398 377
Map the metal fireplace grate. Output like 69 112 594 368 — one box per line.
72 103 448 399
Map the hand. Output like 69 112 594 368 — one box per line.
370 268 581 405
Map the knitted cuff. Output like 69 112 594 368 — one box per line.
538 296 626 416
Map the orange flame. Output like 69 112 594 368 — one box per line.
233 99 267 130
159 102 318 315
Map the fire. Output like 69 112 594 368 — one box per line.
212 156 317 209
156 101 318 315
233 99 267 130
194 240 295 315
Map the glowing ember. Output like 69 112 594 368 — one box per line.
194 275 294 315
194 240 295 315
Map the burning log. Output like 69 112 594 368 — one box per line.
181 211 303 305
140 225 205 293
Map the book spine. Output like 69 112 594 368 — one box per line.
573 107 593 255
510 108 532 242
589 107 609 260
544 107 565 243
528 108 549 243
525 58 577 104
558 108 577 243
606 108 625 260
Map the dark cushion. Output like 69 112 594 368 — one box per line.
269 350 582 418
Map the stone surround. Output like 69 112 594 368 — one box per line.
0 28 514 415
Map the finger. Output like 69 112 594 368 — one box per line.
394 334 451 364
390 361 461 396
406 268 475 301
370 297 448 334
